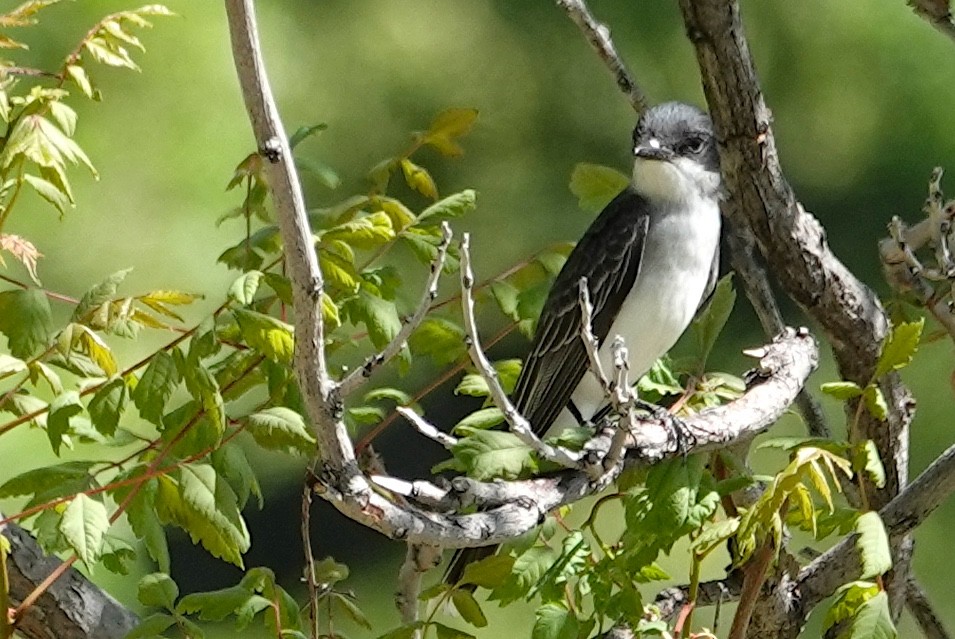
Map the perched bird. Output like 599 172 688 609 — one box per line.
445 102 723 586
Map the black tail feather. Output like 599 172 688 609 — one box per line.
444 545 499 590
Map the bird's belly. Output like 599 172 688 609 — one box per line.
565 203 720 426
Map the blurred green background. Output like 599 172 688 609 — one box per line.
2 0 955 636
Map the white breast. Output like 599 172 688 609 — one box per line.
553 159 721 434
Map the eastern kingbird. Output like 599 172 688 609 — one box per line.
445 102 722 586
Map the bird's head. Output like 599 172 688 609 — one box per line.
631 102 720 202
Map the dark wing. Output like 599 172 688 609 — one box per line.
512 187 649 436
444 187 649 588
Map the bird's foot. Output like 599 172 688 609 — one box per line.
633 399 694 457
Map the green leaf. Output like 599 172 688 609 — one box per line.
72 268 131 324
160 464 250 568
127 482 170 573
24 173 72 214
133 350 181 426
330 591 373 630
234 308 294 363
418 189 476 223
454 373 488 398
212 444 263 510
66 64 94 99
853 440 886 490
691 274 735 367
376 196 416 230
59 493 109 569
246 407 316 455
451 430 535 480
0 288 54 357
229 270 263 305
376 624 423 639
453 407 504 432
450 589 487 628
126 612 176 639
821 381 864 400
138 572 179 610
532 603 579 639
288 122 327 149
400 158 437 199
322 211 396 249
823 581 881 634
863 384 888 420
845 591 897 639
409 317 465 366
88 376 126 437
0 460 95 499
48 390 84 455
312 556 350 584
421 107 478 156
459 553 515 589
855 511 892 579
490 280 520 320
177 585 256 620
345 289 401 350
433 622 477 639
569 163 629 213
490 546 558 605
875 317 924 378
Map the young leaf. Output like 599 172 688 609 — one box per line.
133 350 181 426
853 440 886 490
72 268 131 324
418 189 477 223
421 107 478 156
229 270 263 305
459 554 516 589
569 163 629 213
821 381 864 400
400 158 437 199
532 603 579 639
234 308 294 363
855 511 892 579
344 289 401 350
453 407 504 432
47 390 84 455
409 317 465 366
451 589 487 628
863 384 888 420
138 572 179 610
59 493 110 569
125 612 177 639
450 431 535 480
88 376 126 437
288 123 327 149
246 407 316 455
691 274 735 367
874 317 924 379
0 288 54 358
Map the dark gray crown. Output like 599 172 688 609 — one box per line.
632 102 719 171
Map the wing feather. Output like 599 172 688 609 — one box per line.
512 187 649 436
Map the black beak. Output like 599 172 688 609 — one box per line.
633 145 672 161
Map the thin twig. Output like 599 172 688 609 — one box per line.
459 233 583 469
339 223 452 396
555 0 648 113
397 406 458 448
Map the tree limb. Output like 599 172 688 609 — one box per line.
908 0 955 43
1 516 138 639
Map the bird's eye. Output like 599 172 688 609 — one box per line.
681 137 706 155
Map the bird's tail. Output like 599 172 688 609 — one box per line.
444 545 499 590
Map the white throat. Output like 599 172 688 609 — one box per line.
632 156 719 204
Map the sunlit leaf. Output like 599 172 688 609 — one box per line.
59 493 110 569
569 163 628 213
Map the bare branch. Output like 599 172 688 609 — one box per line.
555 0 648 113
225 0 354 471
677 0 916 624
908 0 955 43
340 223 453 396
906 577 952 639
396 544 441 629
2 516 138 639
397 406 458 449
459 234 585 469
879 168 955 340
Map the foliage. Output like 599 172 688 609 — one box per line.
0 6 922 639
